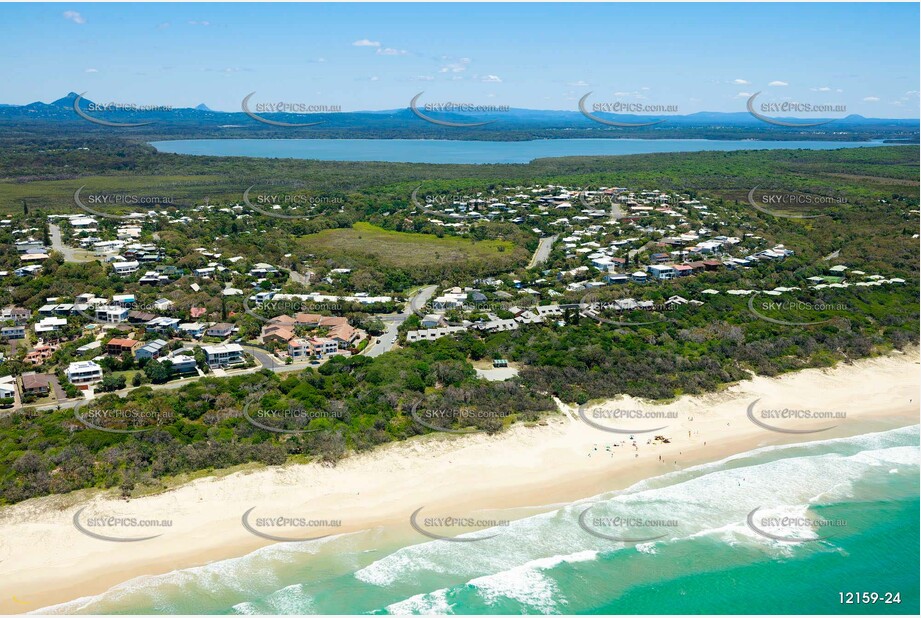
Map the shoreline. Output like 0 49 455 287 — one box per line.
2 350 918 614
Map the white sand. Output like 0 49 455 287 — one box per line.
1 350 918 613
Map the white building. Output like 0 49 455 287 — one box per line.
203 343 244 368
67 361 103 387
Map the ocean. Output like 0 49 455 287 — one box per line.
39 425 919 615
148 138 887 165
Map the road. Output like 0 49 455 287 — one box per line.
48 223 97 263
364 285 437 358
527 235 557 269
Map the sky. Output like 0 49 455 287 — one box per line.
0 2 918 118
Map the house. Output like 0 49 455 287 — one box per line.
205 323 234 338
647 265 677 280
128 310 157 323
631 271 648 283
35 316 67 333
112 260 140 275
66 361 103 387
327 323 361 348
263 325 295 344
164 353 197 373
136 339 169 360
20 373 51 396
111 294 135 307
1 325 25 340
24 345 55 366
106 338 141 356
15 265 43 277
674 264 694 277
288 336 338 360
405 326 467 342
421 314 446 329
0 376 16 400
178 323 208 338
203 343 244 368
95 305 130 324
2 307 31 324
153 298 174 311
145 316 180 333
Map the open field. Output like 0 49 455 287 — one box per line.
300 221 527 269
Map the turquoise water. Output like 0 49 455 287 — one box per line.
148 138 886 164
41 426 919 615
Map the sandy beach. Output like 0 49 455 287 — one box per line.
1 350 918 614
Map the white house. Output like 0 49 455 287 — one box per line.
66 360 103 387
203 343 244 368
112 260 140 275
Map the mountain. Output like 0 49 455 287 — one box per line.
194 103 212 112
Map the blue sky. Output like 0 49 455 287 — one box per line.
1 2 918 117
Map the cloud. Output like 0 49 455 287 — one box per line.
412 75 435 81
480 75 502 83
188 20 210 26
353 39 381 47
439 57 470 73
376 47 407 56
85 68 98 73
156 22 170 30
862 96 880 102
369 76 379 81
811 86 831 92
568 80 590 87
733 78 749 85
768 80 788 87
63 11 86 24
736 91 753 98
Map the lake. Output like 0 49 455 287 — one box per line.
149 138 886 165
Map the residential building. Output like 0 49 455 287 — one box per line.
66 361 103 387
106 338 141 356
203 343 244 368
95 305 129 324
112 260 140 275
20 373 51 396
136 339 169 360
1 325 25 340
205 322 234 338
164 353 197 374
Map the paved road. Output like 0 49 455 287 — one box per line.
48 224 97 263
364 285 437 358
527 235 558 269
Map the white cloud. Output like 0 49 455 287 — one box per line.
63 11 86 25
188 20 210 26
157 22 170 30
85 68 98 73
810 86 831 92
733 78 749 85
353 39 381 47
376 47 407 56
736 91 753 98
481 75 502 83
863 96 880 102
768 80 788 87
412 75 435 82
568 80 590 87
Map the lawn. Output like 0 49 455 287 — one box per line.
300 222 526 270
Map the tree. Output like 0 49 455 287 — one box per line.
144 360 171 384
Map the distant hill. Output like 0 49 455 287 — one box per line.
0 92 916 142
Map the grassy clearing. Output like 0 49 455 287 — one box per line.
300 222 526 269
